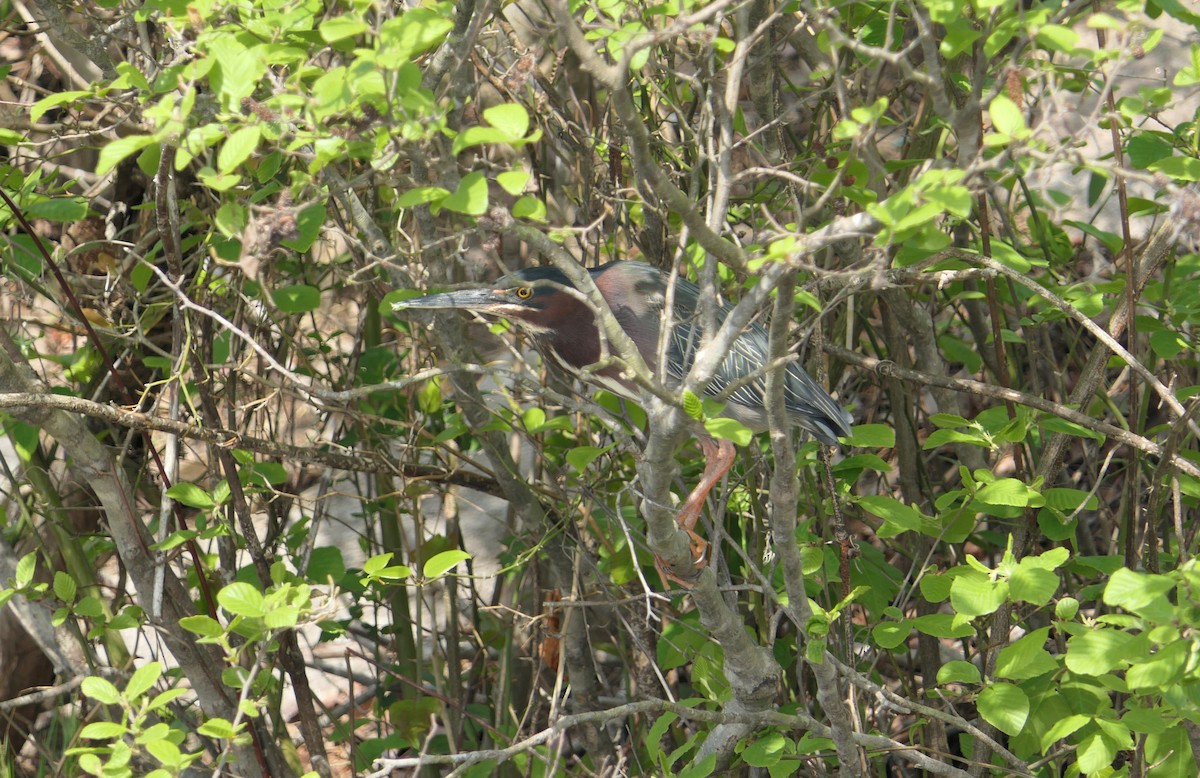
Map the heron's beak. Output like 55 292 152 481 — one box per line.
392 289 506 312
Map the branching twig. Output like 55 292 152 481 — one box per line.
367 697 981 777
825 344 1200 480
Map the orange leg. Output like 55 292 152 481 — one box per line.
656 436 737 586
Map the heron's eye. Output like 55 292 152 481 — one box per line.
515 287 533 299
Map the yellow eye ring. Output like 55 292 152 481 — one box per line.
515 287 532 299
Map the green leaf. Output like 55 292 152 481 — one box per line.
741 732 787 768
30 90 91 123
923 0 964 24
924 428 990 449
215 202 247 237
197 717 240 739
263 606 300 630
939 16 982 57
949 570 1007 617
1150 0 1200 25
974 478 1043 508
1103 568 1175 622
1035 24 1079 53
1127 133 1175 169
217 582 266 618
145 738 183 768
988 95 1027 138
125 662 162 700
1055 597 1079 620
438 171 488 215
1122 706 1171 735
658 614 707 670
843 423 892 447
166 482 216 510
97 135 157 176
417 377 443 414
521 407 546 432
79 721 128 740
511 196 547 221
1039 416 1106 442
646 712 678 762
25 197 89 222
1042 488 1098 512
977 683 1029 736
423 550 471 579
1126 639 1187 689
377 8 454 67
179 615 224 638
81 676 122 706
147 687 190 712
319 15 369 42
680 753 717 778
452 126 509 155
280 202 326 253
217 125 261 173
681 390 704 420
272 284 321 314
360 559 412 583
995 628 1058 680
990 240 1032 272
912 613 975 639
308 66 351 116
362 552 395 576
1146 730 1194 778
1077 731 1120 775
858 496 921 537
2 420 39 463
483 103 530 139
1009 562 1059 605
14 551 36 589
53 571 77 604
566 446 607 472
496 170 530 195
936 660 981 685
1150 330 1187 358
919 572 952 602
75 596 104 617
1150 155 1200 182
870 620 912 649
250 460 287 486
1064 628 1136 675
306 546 346 583
396 186 449 207
929 413 972 427
1040 714 1091 750
704 417 752 446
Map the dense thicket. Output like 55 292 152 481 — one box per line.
1 0 1199 775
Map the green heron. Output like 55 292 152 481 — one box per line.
394 260 852 582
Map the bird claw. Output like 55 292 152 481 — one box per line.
654 525 709 588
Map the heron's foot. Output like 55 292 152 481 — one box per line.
654 521 709 588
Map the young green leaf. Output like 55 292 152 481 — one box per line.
217 582 266 618
423 550 471 579
53 571 77 604
272 284 322 314
165 483 216 510
438 172 488 216
81 676 122 706
125 661 163 700
977 683 1029 736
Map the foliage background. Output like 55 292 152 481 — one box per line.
1 0 1200 776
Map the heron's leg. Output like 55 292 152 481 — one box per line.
658 436 736 585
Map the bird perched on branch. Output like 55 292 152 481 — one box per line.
394 260 852 584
